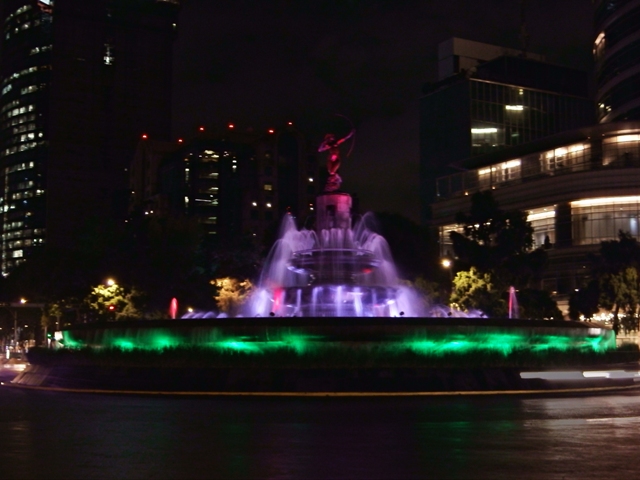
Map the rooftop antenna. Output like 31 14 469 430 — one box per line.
519 0 529 58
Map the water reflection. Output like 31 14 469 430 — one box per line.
0 389 639 479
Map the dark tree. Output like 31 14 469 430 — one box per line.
449 191 552 317
369 212 439 282
570 231 640 333
451 191 547 290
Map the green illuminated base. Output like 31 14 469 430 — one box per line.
13 318 636 394
58 317 615 357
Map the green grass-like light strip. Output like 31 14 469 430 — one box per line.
62 327 615 356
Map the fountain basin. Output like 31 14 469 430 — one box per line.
10 318 639 395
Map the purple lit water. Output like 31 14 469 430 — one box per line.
184 213 483 319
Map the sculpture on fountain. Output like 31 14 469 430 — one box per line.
317 127 355 192
245 123 431 318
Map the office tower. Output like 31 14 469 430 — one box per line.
420 38 594 222
0 0 179 274
594 0 640 122
133 124 318 245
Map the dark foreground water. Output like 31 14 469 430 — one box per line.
1 370 639 479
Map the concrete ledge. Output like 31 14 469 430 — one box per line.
8 363 639 395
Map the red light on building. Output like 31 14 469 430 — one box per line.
268 129 275 134
228 123 234 129
287 121 293 125
199 126 205 132
141 134 148 139
178 138 183 143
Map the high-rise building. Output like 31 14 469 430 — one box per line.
431 121 640 316
0 0 180 275
594 0 640 123
133 124 319 245
420 38 594 222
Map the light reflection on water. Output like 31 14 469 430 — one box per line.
1 385 639 480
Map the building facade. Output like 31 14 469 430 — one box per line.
594 0 640 123
132 124 319 246
432 121 640 314
0 0 179 275
420 38 594 222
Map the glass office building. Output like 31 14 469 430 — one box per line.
420 42 594 222
0 0 180 275
432 122 640 300
595 0 640 123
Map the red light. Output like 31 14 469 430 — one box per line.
228 124 234 129
178 138 183 143
108 305 115 311
199 126 205 132
268 129 275 134
141 134 148 139
287 122 293 125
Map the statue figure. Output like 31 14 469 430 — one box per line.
318 128 355 191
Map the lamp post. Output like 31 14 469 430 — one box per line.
13 298 26 347
441 259 454 315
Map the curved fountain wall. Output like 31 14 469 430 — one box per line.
60 318 616 355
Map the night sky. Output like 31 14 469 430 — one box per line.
171 0 595 222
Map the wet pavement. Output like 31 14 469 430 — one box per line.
1 375 640 479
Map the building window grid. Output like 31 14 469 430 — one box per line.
597 39 640 88
572 200 640 246
602 136 640 166
528 207 556 248
436 136 617 200
470 82 587 155
600 7 640 52
598 72 640 120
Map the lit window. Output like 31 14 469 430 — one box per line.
104 44 115 65
572 196 640 246
543 143 589 172
478 159 521 188
264 183 273 191
527 207 556 248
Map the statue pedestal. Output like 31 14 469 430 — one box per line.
316 192 352 231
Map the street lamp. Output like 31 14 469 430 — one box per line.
106 278 116 286
13 298 26 347
441 259 454 315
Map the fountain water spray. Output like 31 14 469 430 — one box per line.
169 298 178 320
508 287 519 319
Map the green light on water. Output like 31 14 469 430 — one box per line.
401 331 613 357
216 339 262 353
59 324 615 358
112 339 136 351
61 332 84 349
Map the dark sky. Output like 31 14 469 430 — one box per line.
171 0 595 222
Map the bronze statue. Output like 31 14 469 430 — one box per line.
318 128 355 191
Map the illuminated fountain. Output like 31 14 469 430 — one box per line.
9 126 632 394
508 287 519 320
246 200 428 318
